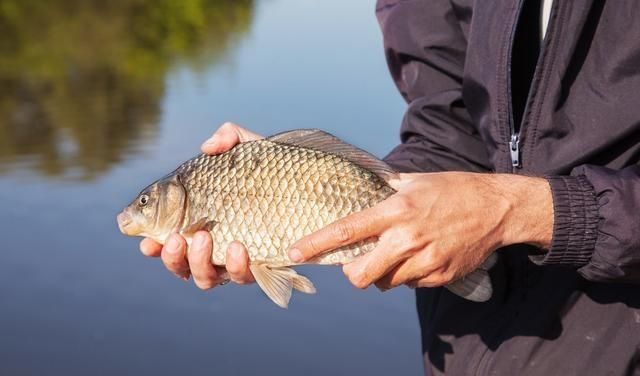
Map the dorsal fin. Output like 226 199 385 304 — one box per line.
267 129 397 181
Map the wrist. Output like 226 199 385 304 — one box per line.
491 174 554 249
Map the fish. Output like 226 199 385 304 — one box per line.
117 129 496 308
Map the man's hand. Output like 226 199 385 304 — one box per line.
140 122 262 289
288 172 553 290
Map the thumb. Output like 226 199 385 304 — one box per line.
201 122 263 155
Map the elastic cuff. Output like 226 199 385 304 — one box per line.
533 175 599 266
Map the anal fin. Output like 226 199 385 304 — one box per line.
249 265 316 309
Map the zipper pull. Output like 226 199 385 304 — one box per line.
510 133 521 168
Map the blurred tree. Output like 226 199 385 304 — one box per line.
0 0 254 179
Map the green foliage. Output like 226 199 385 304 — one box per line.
0 0 254 179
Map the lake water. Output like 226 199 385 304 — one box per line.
0 1 422 374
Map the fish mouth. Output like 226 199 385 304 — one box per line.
117 210 134 235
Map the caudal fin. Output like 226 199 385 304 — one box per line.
444 253 498 302
249 265 316 309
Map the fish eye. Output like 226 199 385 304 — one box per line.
138 194 149 206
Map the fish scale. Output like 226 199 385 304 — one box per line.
176 140 394 267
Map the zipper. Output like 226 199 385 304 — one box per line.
509 133 521 167
506 0 557 171
504 0 524 171
506 0 523 170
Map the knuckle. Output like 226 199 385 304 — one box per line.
220 121 236 131
442 270 458 284
140 246 154 257
164 256 185 270
353 279 369 290
334 221 355 244
387 232 420 257
391 195 415 217
402 230 423 250
303 236 323 257
396 230 422 254
434 276 449 286
426 272 450 286
229 269 250 284
225 262 239 274
191 258 209 273
388 275 403 289
348 272 369 289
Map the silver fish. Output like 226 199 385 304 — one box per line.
117 129 495 308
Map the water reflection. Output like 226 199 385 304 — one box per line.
0 0 254 180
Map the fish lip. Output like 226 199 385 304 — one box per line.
117 210 133 234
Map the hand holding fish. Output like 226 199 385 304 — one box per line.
288 172 553 291
138 122 261 289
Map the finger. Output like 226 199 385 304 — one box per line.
341 238 406 289
288 203 392 263
406 276 448 289
201 122 263 155
226 241 254 284
140 238 162 257
161 234 190 280
188 231 222 290
374 251 438 290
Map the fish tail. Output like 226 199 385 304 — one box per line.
445 253 498 302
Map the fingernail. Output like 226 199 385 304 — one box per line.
230 243 243 259
193 232 206 251
166 235 180 254
203 134 218 146
289 248 303 263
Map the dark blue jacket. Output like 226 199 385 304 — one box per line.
378 0 640 374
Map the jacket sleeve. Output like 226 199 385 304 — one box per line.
540 165 640 283
376 0 491 173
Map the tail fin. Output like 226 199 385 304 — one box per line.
445 253 498 302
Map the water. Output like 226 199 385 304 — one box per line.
0 1 421 374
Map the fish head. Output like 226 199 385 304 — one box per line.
117 174 187 242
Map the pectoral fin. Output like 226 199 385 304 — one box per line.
249 265 316 309
445 253 498 302
180 217 216 236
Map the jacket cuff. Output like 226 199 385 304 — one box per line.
533 175 599 266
